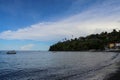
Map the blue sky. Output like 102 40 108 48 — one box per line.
0 0 120 50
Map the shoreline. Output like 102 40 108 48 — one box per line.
85 53 120 80
104 62 120 80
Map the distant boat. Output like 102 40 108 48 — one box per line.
7 50 16 54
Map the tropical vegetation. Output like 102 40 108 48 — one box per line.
49 29 120 51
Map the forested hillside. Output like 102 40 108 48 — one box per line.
49 29 120 51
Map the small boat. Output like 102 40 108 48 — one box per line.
7 50 16 54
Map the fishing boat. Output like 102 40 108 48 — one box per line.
7 50 16 54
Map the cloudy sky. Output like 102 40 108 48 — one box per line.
0 0 120 50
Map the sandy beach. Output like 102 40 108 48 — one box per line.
104 62 120 80
83 53 120 80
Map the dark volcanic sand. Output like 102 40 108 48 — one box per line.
105 68 120 80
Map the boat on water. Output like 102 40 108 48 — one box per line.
7 50 16 54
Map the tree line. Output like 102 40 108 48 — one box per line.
49 29 120 51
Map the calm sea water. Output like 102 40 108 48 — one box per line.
0 51 119 80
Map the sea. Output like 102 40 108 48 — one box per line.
0 51 120 80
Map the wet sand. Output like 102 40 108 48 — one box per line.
104 62 120 80
106 69 120 80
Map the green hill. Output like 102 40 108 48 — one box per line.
49 29 120 51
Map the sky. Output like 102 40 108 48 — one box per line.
0 0 120 50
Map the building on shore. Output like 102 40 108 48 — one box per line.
115 43 120 49
107 43 120 51
109 43 120 49
109 43 116 49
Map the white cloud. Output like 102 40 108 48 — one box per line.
20 44 35 50
0 0 120 41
